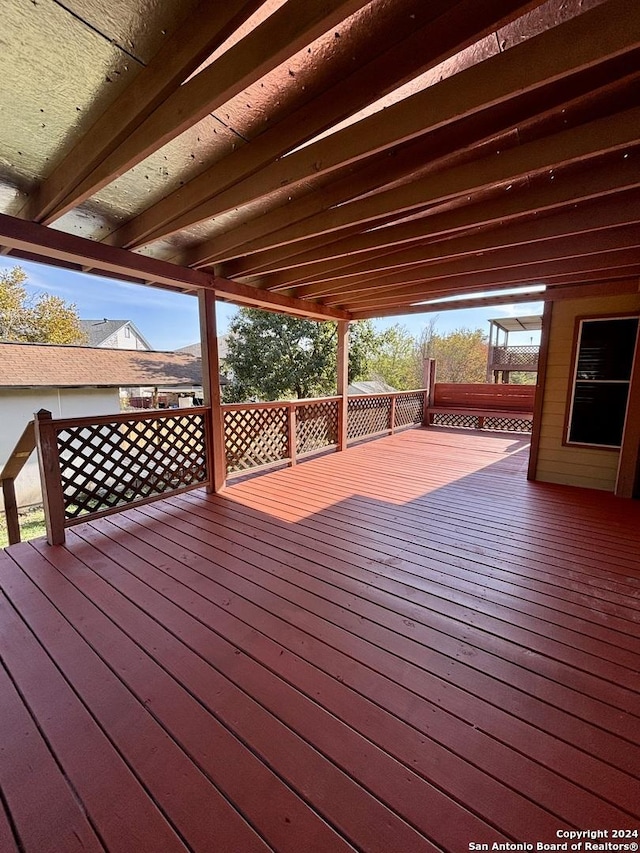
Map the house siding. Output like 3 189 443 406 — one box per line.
535 291 640 491
0 388 120 509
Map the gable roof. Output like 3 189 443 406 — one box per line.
0 342 201 388
176 336 229 360
0 0 638 323
79 319 153 349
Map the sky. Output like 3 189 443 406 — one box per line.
1 255 544 349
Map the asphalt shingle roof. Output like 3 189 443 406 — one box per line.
0 342 202 388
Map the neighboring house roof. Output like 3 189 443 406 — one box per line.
0 342 201 388
79 319 152 349
348 380 398 395
177 335 229 360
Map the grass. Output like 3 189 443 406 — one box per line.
0 505 47 549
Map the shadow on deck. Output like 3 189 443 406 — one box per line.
1 427 639 852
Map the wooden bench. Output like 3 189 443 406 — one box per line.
427 383 535 430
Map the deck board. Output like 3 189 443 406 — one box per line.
2 427 639 851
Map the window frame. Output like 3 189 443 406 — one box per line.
564 313 639 451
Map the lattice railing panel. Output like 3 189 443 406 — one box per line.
431 413 480 430
395 393 424 428
224 407 288 472
57 412 208 520
296 401 338 455
490 345 539 368
347 396 391 440
484 416 533 433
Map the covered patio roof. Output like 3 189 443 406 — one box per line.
0 0 638 321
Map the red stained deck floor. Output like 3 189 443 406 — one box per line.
1 427 639 852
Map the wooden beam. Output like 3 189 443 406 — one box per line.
280 191 640 294
347 278 640 319
0 213 349 321
527 300 553 482
336 321 350 452
318 225 640 303
28 0 264 223
34 410 66 546
40 0 373 223
186 0 640 266
340 255 640 311
198 291 226 493
615 316 640 498
112 0 541 249
222 158 640 278
190 105 640 268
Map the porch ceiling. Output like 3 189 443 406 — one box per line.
0 0 639 319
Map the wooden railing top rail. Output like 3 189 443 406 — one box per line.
0 419 35 482
222 390 427 412
49 405 208 431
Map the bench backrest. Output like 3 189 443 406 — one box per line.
433 383 535 412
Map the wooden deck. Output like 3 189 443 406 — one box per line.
1 427 639 852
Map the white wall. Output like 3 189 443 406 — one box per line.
0 388 121 508
102 324 149 350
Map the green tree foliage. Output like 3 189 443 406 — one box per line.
0 266 86 344
222 309 380 402
369 324 419 390
418 321 488 383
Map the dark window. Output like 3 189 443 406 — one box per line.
568 317 638 448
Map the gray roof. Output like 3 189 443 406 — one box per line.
79 319 152 349
489 315 543 333
348 380 398 395
177 335 229 360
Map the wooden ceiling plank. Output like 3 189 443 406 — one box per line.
40 0 373 224
336 249 640 310
186 0 640 267
190 105 640 267
115 0 541 248
285 191 640 297
0 214 347 321
27 0 264 224
221 157 640 278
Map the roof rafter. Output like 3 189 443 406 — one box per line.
37 0 374 225
221 155 640 278
283 191 640 297
112 0 541 249
191 105 640 268
185 0 640 267
27 0 265 224
338 250 640 311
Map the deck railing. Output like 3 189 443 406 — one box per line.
223 390 426 476
0 419 36 546
488 344 539 370
8 390 426 546
34 407 211 544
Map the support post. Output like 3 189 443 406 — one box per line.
615 321 640 497
2 478 20 545
287 404 297 466
527 301 553 482
198 290 226 493
389 395 397 435
34 410 65 545
337 320 350 451
422 358 436 425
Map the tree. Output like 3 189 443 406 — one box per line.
0 266 86 344
369 324 419 390
418 322 488 383
221 309 380 402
